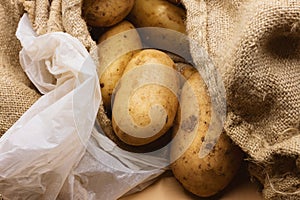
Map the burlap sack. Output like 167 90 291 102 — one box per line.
21 0 98 56
0 0 40 137
182 0 300 199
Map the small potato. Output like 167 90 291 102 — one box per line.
171 73 243 197
128 0 189 59
83 0 135 27
175 62 197 86
112 49 179 146
128 0 186 33
97 21 142 110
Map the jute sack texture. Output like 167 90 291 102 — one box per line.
0 0 40 137
182 0 300 199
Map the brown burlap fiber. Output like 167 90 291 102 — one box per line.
0 0 40 137
22 0 98 55
182 0 300 199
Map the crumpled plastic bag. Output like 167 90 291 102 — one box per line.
0 14 101 199
58 125 166 200
0 14 166 200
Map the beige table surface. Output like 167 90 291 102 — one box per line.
120 165 263 200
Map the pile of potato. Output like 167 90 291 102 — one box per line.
82 0 243 198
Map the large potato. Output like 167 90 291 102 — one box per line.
112 49 179 146
83 0 135 27
97 21 142 110
171 73 243 197
128 0 186 33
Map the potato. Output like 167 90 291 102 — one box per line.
97 21 142 110
128 0 186 33
164 52 186 63
175 62 197 86
112 49 179 146
127 0 189 60
83 0 135 27
98 20 137 44
171 73 243 197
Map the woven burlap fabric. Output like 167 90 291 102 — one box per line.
22 0 98 54
0 0 41 137
182 0 300 199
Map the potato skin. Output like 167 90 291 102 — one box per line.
97 21 142 110
171 73 243 197
83 0 135 27
112 49 179 146
175 62 197 87
98 20 136 44
128 0 186 33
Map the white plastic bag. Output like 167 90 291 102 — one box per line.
0 14 101 199
58 126 166 200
